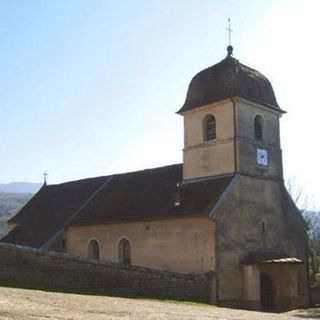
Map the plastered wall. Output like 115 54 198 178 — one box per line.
182 99 235 179
235 98 283 179
214 175 309 310
182 97 284 180
66 216 215 274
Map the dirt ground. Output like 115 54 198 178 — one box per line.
0 286 318 320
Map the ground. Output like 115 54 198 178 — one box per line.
0 287 318 320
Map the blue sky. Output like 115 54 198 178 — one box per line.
0 1 319 208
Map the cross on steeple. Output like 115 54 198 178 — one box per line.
43 172 48 186
226 18 233 46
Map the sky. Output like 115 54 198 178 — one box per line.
0 0 319 208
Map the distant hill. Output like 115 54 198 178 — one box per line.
0 182 42 194
0 192 34 238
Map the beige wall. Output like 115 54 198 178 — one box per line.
182 99 235 180
184 142 235 180
181 97 283 181
184 100 235 147
66 216 215 274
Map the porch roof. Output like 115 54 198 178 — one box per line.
243 252 303 265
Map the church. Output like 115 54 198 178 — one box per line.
1 45 309 311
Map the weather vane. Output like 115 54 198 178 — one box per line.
43 172 48 186
226 18 233 46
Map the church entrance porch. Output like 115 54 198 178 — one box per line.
242 253 303 311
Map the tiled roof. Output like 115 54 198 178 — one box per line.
70 164 234 226
178 55 282 114
1 176 109 248
1 164 234 248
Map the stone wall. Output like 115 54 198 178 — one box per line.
0 243 209 303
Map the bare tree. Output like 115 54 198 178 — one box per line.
286 178 320 284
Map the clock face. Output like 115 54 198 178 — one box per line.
257 148 268 166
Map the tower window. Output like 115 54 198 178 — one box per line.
254 115 263 141
203 115 216 141
118 238 131 266
88 239 100 259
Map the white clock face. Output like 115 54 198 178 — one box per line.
257 148 268 166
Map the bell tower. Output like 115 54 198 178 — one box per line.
178 47 285 181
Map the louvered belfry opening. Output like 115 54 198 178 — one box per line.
254 115 263 141
204 115 216 141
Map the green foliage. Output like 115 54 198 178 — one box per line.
0 193 33 238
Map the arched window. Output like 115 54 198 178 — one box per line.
254 115 263 141
203 115 216 141
118 238 131 266
88 239 100 259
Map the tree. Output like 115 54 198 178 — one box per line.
304 211 320 284
286 178 320 284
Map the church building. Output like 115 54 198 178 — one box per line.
1 46 309 311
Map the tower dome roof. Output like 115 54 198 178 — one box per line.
178 49 280 114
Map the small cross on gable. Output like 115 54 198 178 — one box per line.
226 18 233 46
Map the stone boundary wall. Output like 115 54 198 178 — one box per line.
310 285 320 306
0 243 208 302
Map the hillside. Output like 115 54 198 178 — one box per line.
0 182 41 194
0 193 33 238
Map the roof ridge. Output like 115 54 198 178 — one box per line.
45 164 183 187
46 175 111 188
112 163 182 178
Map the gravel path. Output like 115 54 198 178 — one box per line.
0 286 318 320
